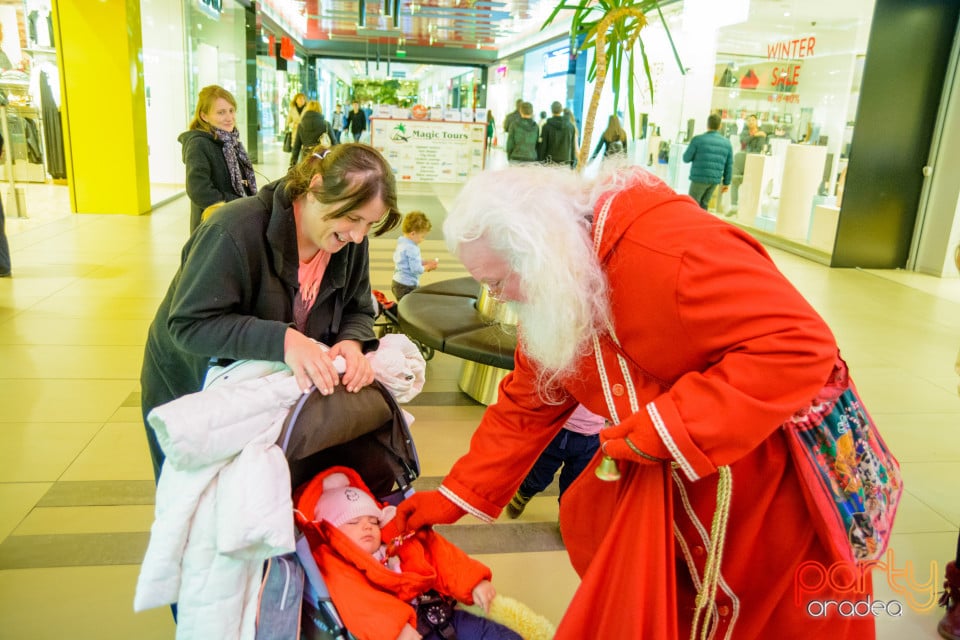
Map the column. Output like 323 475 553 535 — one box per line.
52 0 150 214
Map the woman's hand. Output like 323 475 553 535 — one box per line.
471 580 496 614
283 328 340 395
396 623 422 640
329 339 374 393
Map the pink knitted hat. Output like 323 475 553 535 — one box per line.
314 472 394 527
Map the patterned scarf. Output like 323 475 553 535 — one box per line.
215 127 257 197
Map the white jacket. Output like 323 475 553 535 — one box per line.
134 370 303 640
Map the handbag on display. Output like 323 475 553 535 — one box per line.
740 69 760 90
782 356 903 563
282 130 292 153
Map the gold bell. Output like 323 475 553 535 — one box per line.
595 455 621 481
596 420 621 481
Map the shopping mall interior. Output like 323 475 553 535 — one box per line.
1 0 960 638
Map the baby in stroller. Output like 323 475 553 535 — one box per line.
295 466 522 640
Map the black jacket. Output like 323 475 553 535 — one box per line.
292 111 331 164
345 109 367 135
537 116 576 166
140 181 378 474
178 129 243 232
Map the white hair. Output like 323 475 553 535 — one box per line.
445 164 647 398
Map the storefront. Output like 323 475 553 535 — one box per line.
568 0 959 273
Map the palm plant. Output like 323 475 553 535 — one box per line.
542 0 683 169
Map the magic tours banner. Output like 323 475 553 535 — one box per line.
370 119 487 183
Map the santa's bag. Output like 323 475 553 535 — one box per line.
782 356 903 563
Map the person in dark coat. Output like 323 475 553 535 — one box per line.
682 113 734 210
140 144 401 480
537 101 575 167
505 102 539 164
590 114 628 162
345 101 367 143
0 196 10 277
178 85 257 232
291 100 333 165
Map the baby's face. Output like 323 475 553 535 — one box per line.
338 515 382 554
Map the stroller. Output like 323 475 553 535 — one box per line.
251 372 421 640
372 289 435 361
257 382 420 640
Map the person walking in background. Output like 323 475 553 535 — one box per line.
505 102 539 165
391 210 438 302
682 113 733 211
178 85 257 232
589 114 628 162
741 114 767 153
331 103 345 145
563 108 580 167
346 100 367 143
506 404 603 519
284 92 306 153
290 100 333 165
0 196 10 278
486 111 496 150
502 99 522 136
537 101 575 167
285 93 306 137
392 163 884 639
140 144 401 481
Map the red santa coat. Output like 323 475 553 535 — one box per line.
295 467 491 640
437 174 875 639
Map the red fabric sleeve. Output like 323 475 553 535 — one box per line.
603 218 837 481
441 351 577 519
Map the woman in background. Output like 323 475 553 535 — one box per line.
178 85 257 232
286 92 307 140
291 100 333 165
589 114 628 161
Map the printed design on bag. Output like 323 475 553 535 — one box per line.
786 361 902 562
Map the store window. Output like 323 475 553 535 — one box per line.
0 0 64 186
699 2 876 254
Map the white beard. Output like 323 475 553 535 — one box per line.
512 259 608 392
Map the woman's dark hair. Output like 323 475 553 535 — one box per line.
603 114 627 142
284 143 401 236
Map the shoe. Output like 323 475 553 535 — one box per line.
506 492 531 519
939 561 960 640
0 271 10 278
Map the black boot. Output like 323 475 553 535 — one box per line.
506 492 531 519
939 561 960 640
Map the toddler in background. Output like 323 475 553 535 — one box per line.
298 467 522 640
392 211 438 302
507 404 604 518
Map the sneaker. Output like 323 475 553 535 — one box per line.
506 492 531 519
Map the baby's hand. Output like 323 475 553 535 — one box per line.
396 623 421 640
472 580 496 614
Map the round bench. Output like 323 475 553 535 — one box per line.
397 277 517 404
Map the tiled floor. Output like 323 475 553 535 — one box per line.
0 145 957 639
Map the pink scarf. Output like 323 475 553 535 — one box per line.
294 250 331 330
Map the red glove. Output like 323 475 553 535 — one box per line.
392 490 466 533
599 421 669 464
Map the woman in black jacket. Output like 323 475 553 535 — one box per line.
178 85 257 232
291 100 333 165
140 144 401 479
590 114 629 161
